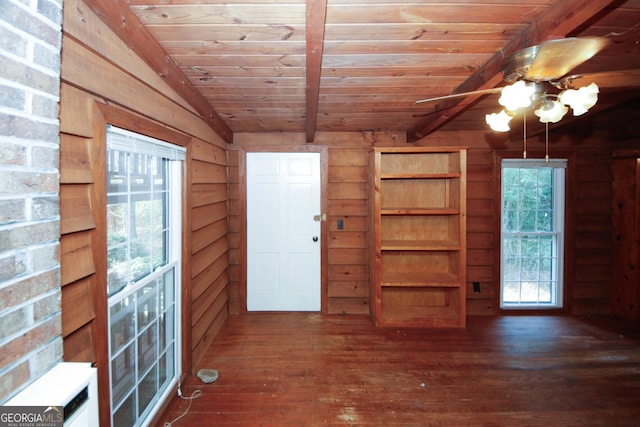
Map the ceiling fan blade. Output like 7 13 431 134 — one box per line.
414 87 502 105
525 37 609 81
561 69 640 88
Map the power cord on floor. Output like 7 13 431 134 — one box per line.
163 384 202 427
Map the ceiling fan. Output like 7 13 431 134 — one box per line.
414 37 640 132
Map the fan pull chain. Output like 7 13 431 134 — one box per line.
522 111 527 159
545 122 550 163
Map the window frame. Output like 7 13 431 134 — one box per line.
500 158 566 310
105 125 185 426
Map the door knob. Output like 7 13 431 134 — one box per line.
312 236 318 242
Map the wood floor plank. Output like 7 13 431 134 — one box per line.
158 314 640 426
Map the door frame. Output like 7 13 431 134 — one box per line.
239 145 329 313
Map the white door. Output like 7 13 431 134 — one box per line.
246 152 322 311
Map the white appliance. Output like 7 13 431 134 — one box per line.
5 362 99 427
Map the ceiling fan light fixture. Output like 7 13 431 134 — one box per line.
486 110 513 132
498 81 536 111
534 99 568 123
558 82 599 116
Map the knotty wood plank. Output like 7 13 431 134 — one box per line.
146 24 306 42
324 22 526 41
132 4 305 25
324 4 550 25
160 313 640 426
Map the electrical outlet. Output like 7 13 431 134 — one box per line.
337 219 344 230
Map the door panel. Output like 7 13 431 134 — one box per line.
247 152 321 311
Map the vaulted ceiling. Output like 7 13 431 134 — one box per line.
85 0 640 143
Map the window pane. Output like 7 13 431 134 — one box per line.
138 321 158 375
137 282 158 330
139 365 158 417
113 392 135 427
111 343 135 407
110 297 135 354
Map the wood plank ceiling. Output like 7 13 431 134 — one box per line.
89 0 640 143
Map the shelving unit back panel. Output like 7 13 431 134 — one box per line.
381 215 460 243
381 178 460 210
380 152 461 175
381 251 460 276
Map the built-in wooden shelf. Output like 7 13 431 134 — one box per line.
371 147 467 328
380 240 460 251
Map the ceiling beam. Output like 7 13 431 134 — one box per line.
407 0 617 142
82 0 234 144
305 0 328 143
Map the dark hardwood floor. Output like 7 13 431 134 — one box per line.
159 313 640 426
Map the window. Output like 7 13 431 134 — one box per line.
501 159 565 309
106 126 185 426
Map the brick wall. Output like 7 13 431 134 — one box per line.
0 0 63 402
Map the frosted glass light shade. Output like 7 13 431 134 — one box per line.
558 82 599 116
485 110 512 132
534 100 568 123
499 81 536 111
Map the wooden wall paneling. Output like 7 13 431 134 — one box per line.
226 147 242 314
61 277 96 337
59 185 96 234
59 231 96 285
191 160 227 184
63 0 199 117
62 324 96 363
327 199 368 216
461 147 496 315
191 272 229 332
191 237 229 279
191 183 227 207
571 148 612 314
59 84 95 138
190 294 228 372
60 3 231 423
326 145 371 314
192 219 227 253
62 35 224 148
191 272 229 369
227 146 240 320
191 255 229 303
59 134 93 183
192 203 227 232
611 156 640 320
